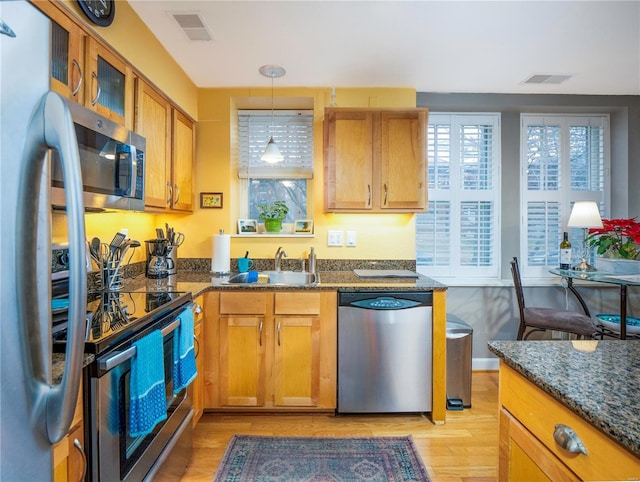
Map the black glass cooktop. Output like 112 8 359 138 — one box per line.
52 289 190 355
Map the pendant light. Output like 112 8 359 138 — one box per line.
259 64 286 163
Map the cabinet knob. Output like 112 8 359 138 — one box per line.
553 424 588 455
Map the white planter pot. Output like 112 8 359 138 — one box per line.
595 257 640 274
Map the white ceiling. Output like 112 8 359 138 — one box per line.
128 1 640 95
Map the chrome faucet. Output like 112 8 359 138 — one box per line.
274 246 288 271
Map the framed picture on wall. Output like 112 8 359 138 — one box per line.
200 192 223 209
238 219 257 234
294 219 314 234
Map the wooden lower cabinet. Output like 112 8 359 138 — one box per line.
205 290 336 411
52 381 86 482
498 361 640 481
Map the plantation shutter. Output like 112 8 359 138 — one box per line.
417 113 500 278
520 115 608 277
238 110 314 178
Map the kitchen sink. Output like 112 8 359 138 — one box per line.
225 271 317 286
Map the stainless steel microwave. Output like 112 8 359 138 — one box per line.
51 99 145 212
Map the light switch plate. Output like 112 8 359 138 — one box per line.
346 230 356 247
327 230 343 247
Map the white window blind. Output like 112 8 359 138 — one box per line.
238 110 314 178
416 113 501 278
520 115 609 277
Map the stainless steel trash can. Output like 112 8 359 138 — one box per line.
446 315 472 409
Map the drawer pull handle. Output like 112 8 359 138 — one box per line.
554 424 588 455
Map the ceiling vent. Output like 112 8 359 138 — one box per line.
170 12 214 41
523 74 572 84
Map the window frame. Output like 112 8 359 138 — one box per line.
519 114 610 278
416 112 502 279
237 109 314 222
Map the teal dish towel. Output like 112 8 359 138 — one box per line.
129 330 167 437
173 308 197 395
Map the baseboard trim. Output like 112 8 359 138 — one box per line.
472 358 499 371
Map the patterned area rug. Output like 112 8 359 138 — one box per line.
213 435 431 481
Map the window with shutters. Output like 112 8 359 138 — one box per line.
520 114 609 277
238 110 314 224
416 114 501 278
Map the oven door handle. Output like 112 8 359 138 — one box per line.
98 318 180 371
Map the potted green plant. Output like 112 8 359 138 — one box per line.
257 200 289 233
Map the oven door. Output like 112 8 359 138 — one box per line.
91 317 193 481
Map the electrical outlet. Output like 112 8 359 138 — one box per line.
346 230 356 247
327 230 344 247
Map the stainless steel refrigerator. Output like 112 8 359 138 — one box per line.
1 1 87 479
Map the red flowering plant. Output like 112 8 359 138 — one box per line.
587 217 640 260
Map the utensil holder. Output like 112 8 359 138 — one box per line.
101 263 123 291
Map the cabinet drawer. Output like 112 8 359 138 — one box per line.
500 363 640 481
220 292 268 314
274 292 321 315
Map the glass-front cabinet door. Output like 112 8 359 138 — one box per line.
87 37 132 127
45 3 86 105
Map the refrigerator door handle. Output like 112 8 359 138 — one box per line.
17 92 86 444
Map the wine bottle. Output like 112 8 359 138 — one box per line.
560 232 572 269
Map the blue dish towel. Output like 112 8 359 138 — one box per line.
129 330 167 437
173 308 197 394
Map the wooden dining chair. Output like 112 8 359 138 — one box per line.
510 257 598 340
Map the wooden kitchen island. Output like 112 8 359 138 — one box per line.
489 340 640 481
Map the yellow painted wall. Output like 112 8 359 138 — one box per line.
49 1 420 264
164 87 419 261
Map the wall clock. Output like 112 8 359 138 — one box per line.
77 0 115 27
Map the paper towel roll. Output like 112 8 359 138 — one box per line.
211 234 231 274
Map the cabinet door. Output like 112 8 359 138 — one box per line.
135 79 171 210
86 38 129 125
324 109 374 211
171 110 195 211
219 315 267 407
67 425 86 482
273 315 321 407
47 7 85 105
380 110 427 210
499 409 578 482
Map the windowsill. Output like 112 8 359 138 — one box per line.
232 234 315 238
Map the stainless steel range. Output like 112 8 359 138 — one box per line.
52 246 195 481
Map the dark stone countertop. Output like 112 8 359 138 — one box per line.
488 340 640 458
122 270 447 297
52 352 95 384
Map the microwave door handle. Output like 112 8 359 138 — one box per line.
17 92 87 444
114 145 137 197
129 145 138 197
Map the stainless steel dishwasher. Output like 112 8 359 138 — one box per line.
337 291 433 413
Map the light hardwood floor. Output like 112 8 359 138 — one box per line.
182 371 499 482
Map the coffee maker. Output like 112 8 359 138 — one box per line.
145 239 174 279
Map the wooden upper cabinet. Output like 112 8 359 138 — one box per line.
324 107 428 213
135 78 171 210
86 37 132 127
380 110 427 210
135 79 195 212
171 110 195 212
47 6 86 105
324 109 374 210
